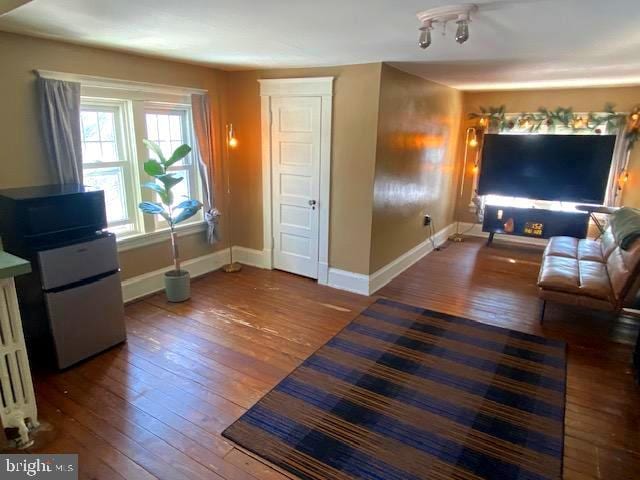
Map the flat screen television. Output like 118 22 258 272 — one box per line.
477 134 616 204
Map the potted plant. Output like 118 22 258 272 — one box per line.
138 139 202 302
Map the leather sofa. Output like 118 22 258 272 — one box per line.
537 225 640 323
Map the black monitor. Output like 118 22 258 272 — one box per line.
477 134 616 204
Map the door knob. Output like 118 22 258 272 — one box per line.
308 199 317 209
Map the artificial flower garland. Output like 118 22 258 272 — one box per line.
469 104 640 150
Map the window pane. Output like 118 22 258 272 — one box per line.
98 111 115 141
82 142 102 162
145 111 189 166
153 169 190 209
81 108 120 163
157 115 170 141
171 169 190 205
169 115 182 141
84 167 128 224
101 142 117 162
81 111 99 141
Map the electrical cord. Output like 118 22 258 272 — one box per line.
428 220 441 251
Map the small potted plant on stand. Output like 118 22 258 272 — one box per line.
139 140 202 302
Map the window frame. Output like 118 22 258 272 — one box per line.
141 103 203 231
80 98 142 235
79 87 205 249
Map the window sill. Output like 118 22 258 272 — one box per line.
115 221 207 252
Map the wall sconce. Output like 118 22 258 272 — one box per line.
227 124 238 148
468 128 478 147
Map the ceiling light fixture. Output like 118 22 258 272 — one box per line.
416 4 478 50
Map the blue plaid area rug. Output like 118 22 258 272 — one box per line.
223 298 566 480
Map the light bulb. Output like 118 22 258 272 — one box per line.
455 20 469 44
418 27 431 49
227 124 238 148
469 137 478 148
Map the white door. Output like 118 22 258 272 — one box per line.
271 96 322 279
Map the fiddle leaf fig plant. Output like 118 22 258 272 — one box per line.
138 139 202 273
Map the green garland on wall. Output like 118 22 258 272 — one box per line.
469 104 640 150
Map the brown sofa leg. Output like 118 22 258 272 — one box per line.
540 300 546 325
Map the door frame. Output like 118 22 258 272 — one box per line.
259 77 334 284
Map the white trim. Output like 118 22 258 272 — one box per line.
327 268 370 296
260 94 274 269
232 246 270 269
327 223 456 296
121 248 230 303
259 77 334 281
458 222 549 246
35 69 207 96
121 223 457 302
318 262 329 286
116 221 207 252
369 223 456 294
258 77 334 96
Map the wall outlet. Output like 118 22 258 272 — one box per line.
423 215 432 226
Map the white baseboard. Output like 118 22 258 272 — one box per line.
368 222 456 294
327 268 370 296
122 223 458 302
326 223 456 297
232 246 270 269
318 261 329 285
121 248 230 303
457 222 548 247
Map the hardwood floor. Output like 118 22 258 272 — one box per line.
11 237 640 479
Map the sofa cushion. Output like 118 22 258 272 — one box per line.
538 256 612 301
544 237 579 259
578 260 613 300
577 239 604 262
538 256 579 292
544 236 604 262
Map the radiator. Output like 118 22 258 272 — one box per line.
0 277 38 448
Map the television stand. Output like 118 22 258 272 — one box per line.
483 205 589 245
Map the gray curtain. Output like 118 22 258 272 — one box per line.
38 77 83 184
191 94 220 243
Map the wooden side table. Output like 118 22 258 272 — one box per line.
0 251 39 448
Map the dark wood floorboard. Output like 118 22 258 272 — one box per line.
6 237 640 479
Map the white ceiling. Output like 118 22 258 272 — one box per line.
1 0 639 90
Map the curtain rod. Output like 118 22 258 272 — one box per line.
34 69 208 96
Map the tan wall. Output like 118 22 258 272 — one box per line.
226 64 382 274
456 86 640 222
369 65 462 273
0 32 228 279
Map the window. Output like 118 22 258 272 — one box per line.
81 102 138 236
144 108 199 229
80 89 202 242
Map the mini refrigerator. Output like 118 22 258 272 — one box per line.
0 184 127 369
39 234 125 368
